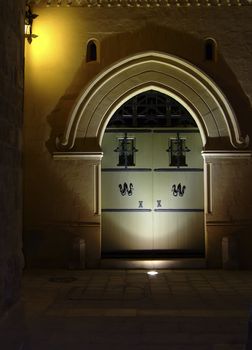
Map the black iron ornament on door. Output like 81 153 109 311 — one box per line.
167 132 190 168
119 183 134 196
114 133 138 168
172 183 186 197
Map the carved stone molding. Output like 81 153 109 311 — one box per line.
26 0 252 7
202 150 252 160
56 51 249 152
206 220 252 226
53 151 103 160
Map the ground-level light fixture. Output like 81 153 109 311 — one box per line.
147 270 159 276
25 5 38 44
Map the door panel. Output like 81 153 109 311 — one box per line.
153 212 204 250
153 131 203 169
102 171 152 209
153 172 203 210
102 131 152 169
101 129 204 255
102 212 153 251
102 169 153 251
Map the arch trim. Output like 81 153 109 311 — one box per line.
56 51 249 152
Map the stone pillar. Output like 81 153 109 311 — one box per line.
203 151 252 268
0 0 25 315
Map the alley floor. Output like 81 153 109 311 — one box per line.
1 268 252 349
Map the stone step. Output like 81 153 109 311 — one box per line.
101 258 206 269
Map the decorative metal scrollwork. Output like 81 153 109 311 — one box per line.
119 182 134 196
114 132 138 168
108 91 196 128
167 132 190 168
138 200 143 208
172 183 186 197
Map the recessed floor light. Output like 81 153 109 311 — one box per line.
147 270 158 276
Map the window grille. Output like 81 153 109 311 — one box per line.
167 133 190 168
107 90 196 128
114 133 137 167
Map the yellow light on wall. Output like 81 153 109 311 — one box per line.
25 5 38 44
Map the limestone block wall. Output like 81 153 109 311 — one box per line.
204 155 252 268
0 1 25 314
24 5 252 268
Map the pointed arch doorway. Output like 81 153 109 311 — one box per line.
54 51 249 268
101 90 205 260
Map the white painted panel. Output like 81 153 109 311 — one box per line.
185 133 204 168
153 212 204 250
102 172 152 209
153 172 203 209
102 131 153 169
153 130 203 169
101 132 119 168
134 132 153 168
102 212 153 251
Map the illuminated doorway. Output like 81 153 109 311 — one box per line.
55 52 248 268
101 90 204 259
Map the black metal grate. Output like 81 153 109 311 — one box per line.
107 90 196 128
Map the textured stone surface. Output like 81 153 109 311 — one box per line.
26 0 252 8
0 0 25 315
23 5 252 268
1 269 252 349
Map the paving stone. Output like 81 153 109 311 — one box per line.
1 269 252 349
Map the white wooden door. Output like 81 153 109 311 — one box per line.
101 129 204 256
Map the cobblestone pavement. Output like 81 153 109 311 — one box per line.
1 269 252 349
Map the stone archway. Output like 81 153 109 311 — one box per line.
56 51 248 154
54 51 251 268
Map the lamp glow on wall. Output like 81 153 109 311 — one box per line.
25 5 38 44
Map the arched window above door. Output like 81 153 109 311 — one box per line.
107 90 196 128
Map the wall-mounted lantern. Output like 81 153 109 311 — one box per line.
25 5 38 44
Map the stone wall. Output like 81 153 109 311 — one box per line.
24 5 252 268
0 1 25 314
